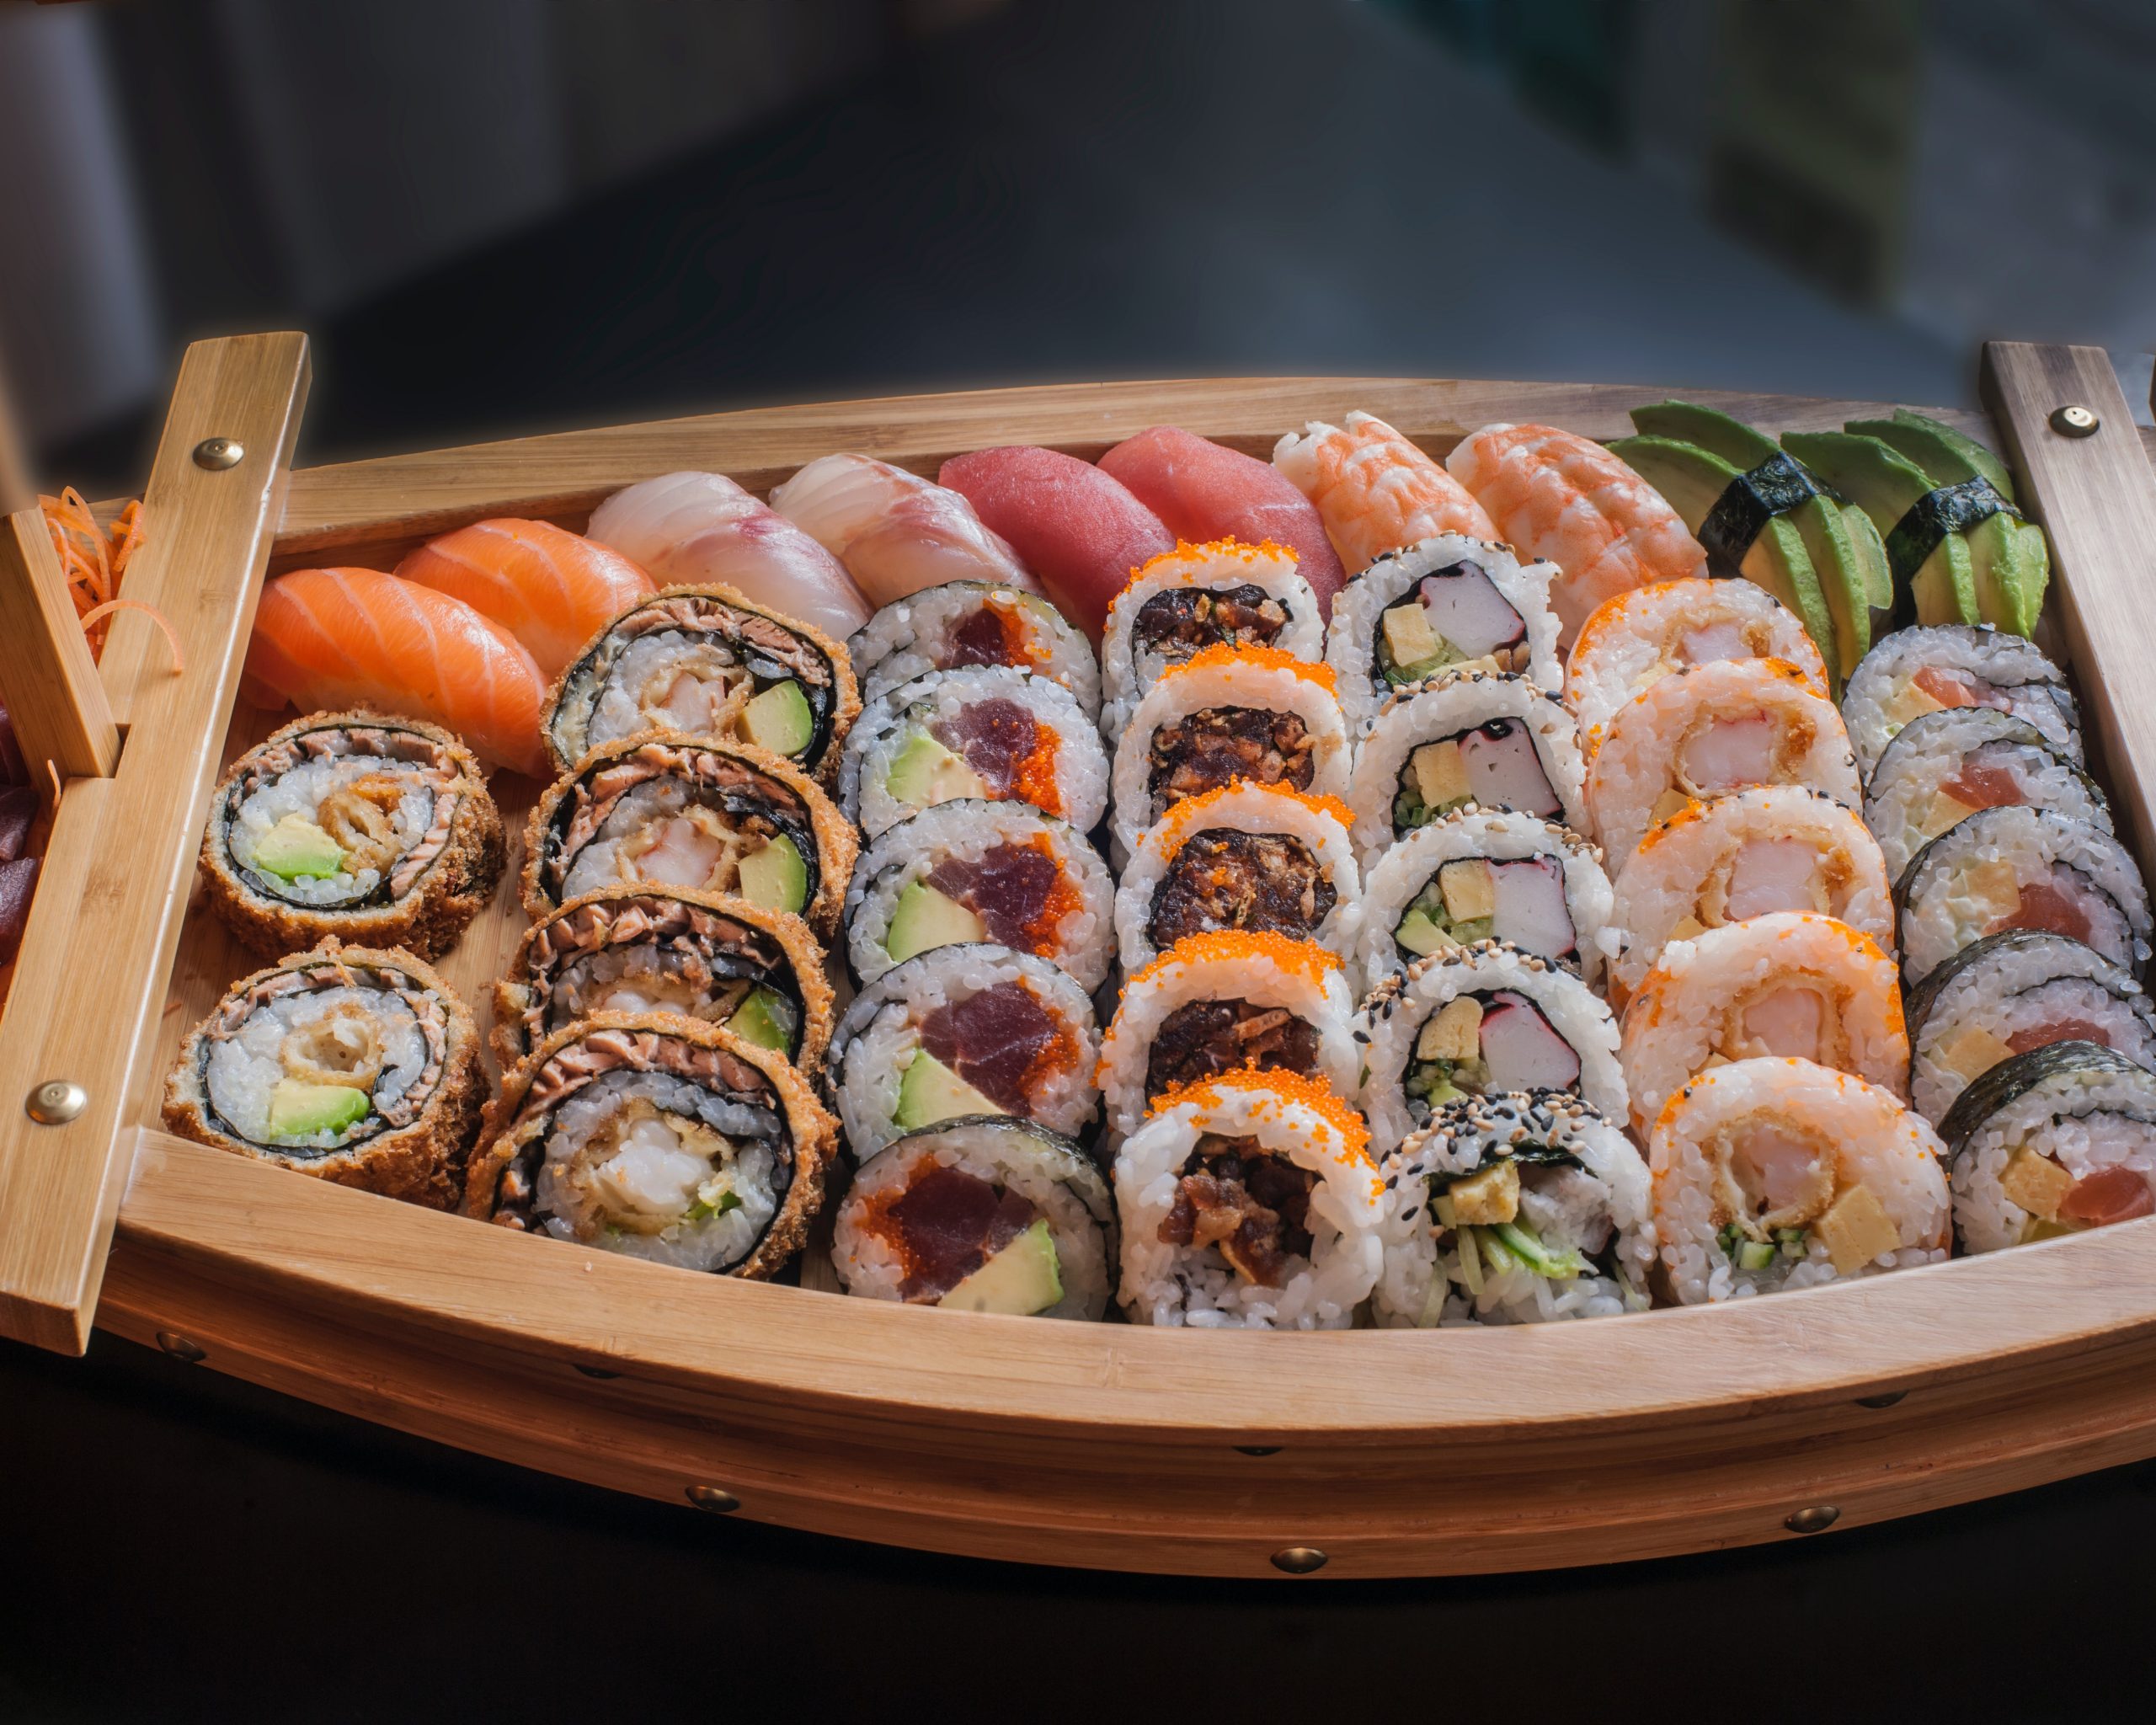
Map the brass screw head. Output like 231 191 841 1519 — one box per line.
1785 1505 1840 1535
1270 1546 1328 1574
685 1485 740 1514
2050 404 2100 438
24 1081 87 1124
155 1332 206 1364
192 436 245 469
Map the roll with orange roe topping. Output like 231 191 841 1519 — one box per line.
1113 1066 1382 1328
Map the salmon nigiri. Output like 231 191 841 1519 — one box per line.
768 452 1043 607
585 471 872 640
394 518 654 678
1273 411 1497 574
244 568 551 777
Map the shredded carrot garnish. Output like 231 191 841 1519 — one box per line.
38 489 173 668
77 599 184 673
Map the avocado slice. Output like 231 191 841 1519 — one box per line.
725 985 798 1054
885 731 986 808
1836 498 1895 638
1780 431 1978 629
883 881 985 963
735 833 808 914
741 681 814 757
939 1217 1063 1315
894 1050 1005 1130
253 814 344 881
1878 407 2017 505
265 1078 370 1140
1393 908 1455 959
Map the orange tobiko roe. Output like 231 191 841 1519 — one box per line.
1158 639 1337 692
1147 1065 1372 1165
1125 927 1342 996
1017 832 1084 953
1150 780 1355 859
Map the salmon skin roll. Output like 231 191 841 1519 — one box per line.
200 710 504 961
1273 410 1497 574
850 580 1099 718
542 585 858 782
1841 624 2079 778
1651 1057 1950 1302
463 1012 835 1279
163 942 484 1211
832 1118 1114 1319
493 886 832 1076
523 734 856 937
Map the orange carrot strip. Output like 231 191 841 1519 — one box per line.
76 598 184 672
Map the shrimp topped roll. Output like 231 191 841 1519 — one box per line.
1273 410 1497 572
1651 1057 1951 1302
850 580 1099 717
463 1013 836 1279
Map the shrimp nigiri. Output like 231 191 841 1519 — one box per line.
244 567 550 777
1273 411 1497 574
1447 422 1705 644
585 471 873 640
767 453 1043 607
394 517 654 677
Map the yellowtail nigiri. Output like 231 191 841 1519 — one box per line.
769 453 1043 608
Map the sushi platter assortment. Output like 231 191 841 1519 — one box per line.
129 382 2156 1338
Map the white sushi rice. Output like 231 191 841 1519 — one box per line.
848 581 1101 717
1949 1055 2156 1252
202 982 428 1148
1841 624 2080 778
230 756 434 907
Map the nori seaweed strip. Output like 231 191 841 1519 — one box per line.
1697 451 1834 576
1883 477 2023 591
1935 1039 2154 1163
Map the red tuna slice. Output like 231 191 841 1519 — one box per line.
920 981 1068 1112
939 447 1173 643
2057 1164 2156 1227
1098 426 1346 617
884 1162 1038 1300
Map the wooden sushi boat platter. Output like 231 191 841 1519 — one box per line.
4 334 2156 1577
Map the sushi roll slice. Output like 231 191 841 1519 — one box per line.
1097 930 1358 1142
1353 809 1614 996
1113 1068 1383 1329
1372 1091 1652 1327
849 579 1100 717
1620 911 1907 1136
1565 577 1830 757
1345 671 1588 862
162 942 483 1210
1651 1056 1951 1302
1897 805 2150 985
1908 932 2156 1126
837 665 1108 840
844 800 1115 991
1864 707 2109 884
493 887 832 1076
1943 1043 2156 1251
462 1012 836 1277
1113 782 1362 975
542 585 858 780
1353 940 1625 1161
1584 657 1860 862
831 1118 1114 1318
1099 539 1322 740
1841 624 2080 778
200 711 504 961
1107 644 1350 858
522 734 857 937
831 944 1101 1159
1326 534 1564 734
1606 787 1895 1009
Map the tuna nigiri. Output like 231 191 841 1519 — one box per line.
938 446 1174 642
244 568 551 777
394 518 654 679
1273 411 1497 575
1097 425 1346 616
585 471 872 640
767 453 1043 607
1447 422 1706 644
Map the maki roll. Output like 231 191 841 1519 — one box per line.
200 711 504 961
522 734 856 937
1113 1069 1383 1328
1606 787 1894 1008
462 1013 836 1277
1107 644 1350 857
1841 624 2079 778
494 886 832 1074
1326 533 1564 734
1345 672 1587 862
1651 1056 1951 1302
1908 932 2156 1126
831 1119 1115 1317
848 579 1100 718
1372 1092 1652 1327
542 584 858 779
1942 1044 2156 1251
1897 805 2150 985
1620 911 1907 1136
1585 657 1860 862
162 942 483 1210
1113 781 1362 975
837 665 1107 839
1864 706 2109 883
1100 539 1323 740
844 800 1114 991
1353 940 1625 1160
831 944 1101 1159
1097 930 1358 1142
1353 808 1614 996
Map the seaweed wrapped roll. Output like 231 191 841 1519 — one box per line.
1841 624 2079 778
849 579 1100 717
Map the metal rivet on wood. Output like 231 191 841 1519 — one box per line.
1271 1546 1327 1573
2049 404 2100 437
191 436 246 469
24 1081 88 1124
685 1485 740 1514
155 1332 205 1363
1784 1505 1839 1534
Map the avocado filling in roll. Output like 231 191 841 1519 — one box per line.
1392 718 1561 830
1132 585 1290 663
1146 830 1336 948
886 695 1065 817
1156 1135 1315 1287
1373 560 1529 687
1145 1000 1324 1103
1424 1146 1619 1296
1148 706 1315 820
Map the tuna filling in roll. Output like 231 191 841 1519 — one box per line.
1393 719 1561 830
1132 585 1289 661
856 1161 1048 1302
1147 830 1337 948
1405 990 1582 1120
1157 1135 1315 1287
916 841 1084 955
1145 1000 1323 1101
1374 561 1529 687
1149 706 1315 819
1395 857 1575 963
917 984 1079 1113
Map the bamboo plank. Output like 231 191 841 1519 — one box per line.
0 507 119 786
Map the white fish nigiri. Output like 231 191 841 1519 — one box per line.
586 470 873 639
769 453 1043 606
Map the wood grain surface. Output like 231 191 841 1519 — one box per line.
0 506 119 788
